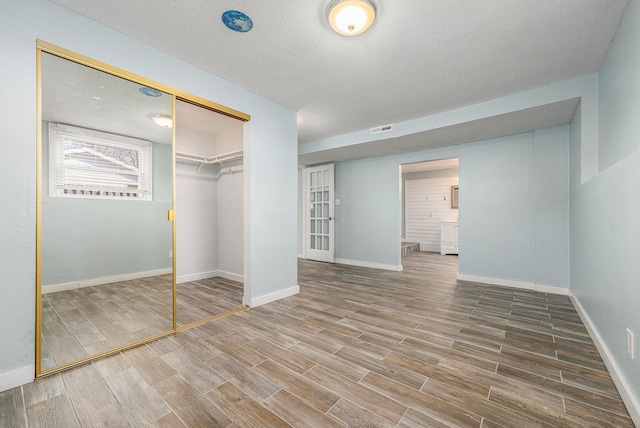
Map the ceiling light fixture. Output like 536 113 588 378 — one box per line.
327 0 376 36
151 114 173 128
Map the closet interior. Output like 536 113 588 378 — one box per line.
175 99 245 328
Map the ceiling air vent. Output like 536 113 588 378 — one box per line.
371 124 393 134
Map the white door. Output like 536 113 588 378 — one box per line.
305 164 335 263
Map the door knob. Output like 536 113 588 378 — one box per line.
329 216 333 220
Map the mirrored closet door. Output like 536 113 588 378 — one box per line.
174 99 246 328
37 45 175 374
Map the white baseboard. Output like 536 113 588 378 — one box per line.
43 268 172 294
177 270 219 284
177 270 244 284
420 243 440 252
570 293 640 426
44 269 244 290
0 365 33 393
456 273 569 295
335 258 403 272
243 285 299 308
216 270 244 283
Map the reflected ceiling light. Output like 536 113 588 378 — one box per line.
151 114 173 128
327 0 376 36
139 87 163 97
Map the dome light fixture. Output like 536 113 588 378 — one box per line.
327 0 376 36
151 114 173 128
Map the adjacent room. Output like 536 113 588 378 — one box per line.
2 0 640 426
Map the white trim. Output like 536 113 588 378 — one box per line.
335 258 403 272
0 365 33 393
177 270 244 284
177 270 219 284
243 285 299 308
299 164 308 260
216 270 244 283
42 268 172 294
570 293 640 426
49 123 153 201
304 164 335 263
456 273 569 295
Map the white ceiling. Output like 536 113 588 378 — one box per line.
50 0 627 157
41 52 242 144
41 52 174 144
175 100 244 136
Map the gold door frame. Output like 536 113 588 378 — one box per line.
35 40 250 377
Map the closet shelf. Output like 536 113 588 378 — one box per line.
176 149 243 174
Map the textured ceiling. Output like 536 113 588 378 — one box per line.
41 52 173 145
297 98 580 165
41 53 242 146
51 0 627 145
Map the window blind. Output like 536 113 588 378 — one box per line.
49 123 152 200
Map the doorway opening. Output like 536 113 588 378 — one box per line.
174 99 246 329
301 164 335 263
400 158 459 264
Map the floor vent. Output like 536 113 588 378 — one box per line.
371 124 393 134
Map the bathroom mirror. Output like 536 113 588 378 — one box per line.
37 46 175 374
451 185 459 209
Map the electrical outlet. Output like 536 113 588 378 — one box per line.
627 328 635 360
169 250 173 258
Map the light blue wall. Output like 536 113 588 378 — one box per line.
333 128 569 287
597 0 640 172
42 142 172 285
334 157 404 267
571 0 640 411
459 134 536 282
459 129 569 286
0 0 297 381
532 128 570 287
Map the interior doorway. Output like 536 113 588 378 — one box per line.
302 164 335 263
400 158 459 261
174 99 246 328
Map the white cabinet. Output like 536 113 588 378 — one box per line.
440 222 459 255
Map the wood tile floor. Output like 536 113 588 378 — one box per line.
3 252 634 427
176 277 244 327
41 275 244 371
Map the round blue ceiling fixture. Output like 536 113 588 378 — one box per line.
222 10 253 32
139 87 162 97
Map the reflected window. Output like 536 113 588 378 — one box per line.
49 123 152 200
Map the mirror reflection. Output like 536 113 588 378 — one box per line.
174 100 245 328
39 52 174 372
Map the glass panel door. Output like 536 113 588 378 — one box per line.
305 164 334 262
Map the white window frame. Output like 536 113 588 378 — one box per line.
48 123 153 201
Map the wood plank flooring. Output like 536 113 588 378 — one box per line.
41 275 244 371
176 277 245 327
4 252 633 427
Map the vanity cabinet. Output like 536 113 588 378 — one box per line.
440 222 459 255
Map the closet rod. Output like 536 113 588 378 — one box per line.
175 149 243 164
175 149 243 174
